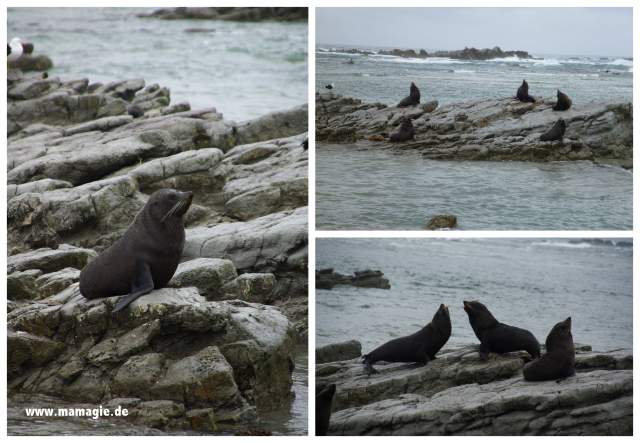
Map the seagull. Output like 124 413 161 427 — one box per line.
8 37 24 62
325 83 334 90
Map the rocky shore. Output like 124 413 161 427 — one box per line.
139 7 307 22
323 46 532 61
7 55 308 434
316 92 632 167
316 269 390 290
316 341 632 435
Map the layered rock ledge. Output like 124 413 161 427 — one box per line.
316 92 632 166
316 343 632 435
7 55 308 433
316 269 390 290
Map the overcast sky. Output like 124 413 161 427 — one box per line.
317 8 632 57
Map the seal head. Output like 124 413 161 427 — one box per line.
79 189 193 313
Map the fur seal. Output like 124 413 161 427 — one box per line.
539 118 566 143
389 118 415 142
516 79 535 103
523 317 575 381
79 189 193 313
362 304 451 374
553 90 572 111
325 83 334 90
316 384 336 436
397 82 420 107
463 300 540 360
127 104 144 119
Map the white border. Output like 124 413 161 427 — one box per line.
2 0 638 440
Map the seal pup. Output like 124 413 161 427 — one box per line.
553 90 572 111
397 82 420 107
389 118 415 142
79 189 193 313
362 304 451 374
516 79 535 103
463 300 540 360
539 118 566 143
316 384 336 436
523 317 575 381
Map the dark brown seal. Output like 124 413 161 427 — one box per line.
316 384 336 436
79 188 193 313
362 304 451 374
553 89 572 111
523 317 575 381
397 81 420 107
463 300 540 360
539 118 567 143
516 79 535 103
389 118 415 142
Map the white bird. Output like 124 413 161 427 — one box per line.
8 37 24 62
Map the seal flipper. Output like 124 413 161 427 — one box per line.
112 261 154 313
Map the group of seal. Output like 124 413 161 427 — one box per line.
361 300 574 382
79 188 193 313
515 79 572 143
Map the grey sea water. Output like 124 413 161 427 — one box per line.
8 8 307 121
315 49 633 230
316 238 632 353
7 7 307 436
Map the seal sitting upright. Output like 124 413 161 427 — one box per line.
523 317 575 381
463 300 540 360
516 79 535 103
362 304 451 374
389 118 415 142
552 90 572 111
79 188 194 313
397 82 420 107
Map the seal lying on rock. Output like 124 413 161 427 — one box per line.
79 188 193 313
397 82 420 107
362 304 451 374
389 118 415 142
516 79 535 103
523 317 575 381
553 90 572 111
316 384 336 436
463 300 540 360
540 118 566 143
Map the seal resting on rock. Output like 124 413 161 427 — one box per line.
397 81 420 107
362 304 451 374
523 317 575 381
516 79 535 103
316 384 336 436
79 188 193 313
539 118 566 143
463 300 540 360
553 89 572 111
389 118 415 142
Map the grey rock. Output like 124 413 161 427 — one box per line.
169 258 238 299
7 244 97 274
317 340 363 364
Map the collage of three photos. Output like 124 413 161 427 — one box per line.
5 5 634 437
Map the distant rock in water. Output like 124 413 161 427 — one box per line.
341 46 532 61
316 340 362 364
316 269 390 290
425 215 457 230
139 7 307 22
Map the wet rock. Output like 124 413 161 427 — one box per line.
425 215 458 230
317 344 632 436
317 340 363 364
316 269 390 290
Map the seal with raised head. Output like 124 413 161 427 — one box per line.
316 384 336 436
463 300 540 360
539 118 566 143
523 317 575 381
362 304 451 374
79 188 193 313
397 81 420 107
389 118 415 142
516 79 535 103
553 89 572 111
